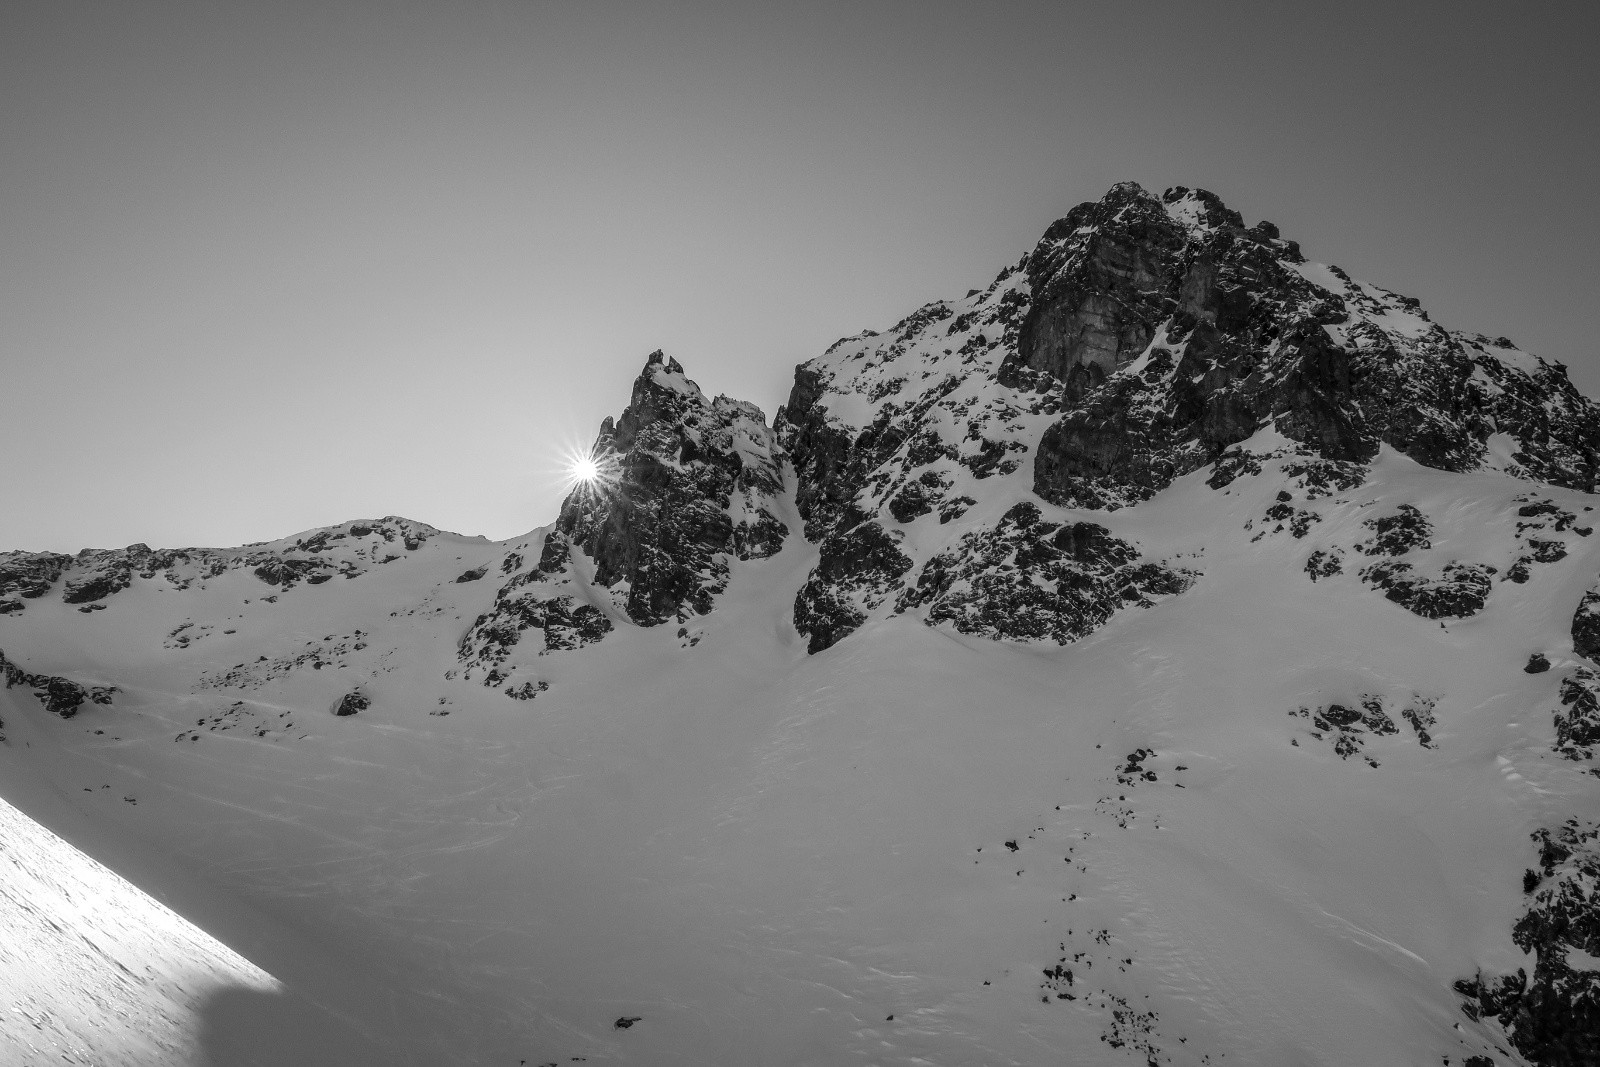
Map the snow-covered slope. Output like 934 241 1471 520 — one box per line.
3 183 1598 1066
0 789 278 1065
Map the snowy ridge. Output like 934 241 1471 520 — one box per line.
0 515 446 618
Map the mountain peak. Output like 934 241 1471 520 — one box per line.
781 179 1600 649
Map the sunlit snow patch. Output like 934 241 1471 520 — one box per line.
0 795 280 1065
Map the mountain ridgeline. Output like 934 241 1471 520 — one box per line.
4 181 1600 1066
462 182 1598 659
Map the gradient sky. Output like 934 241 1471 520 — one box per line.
3 0 1596 551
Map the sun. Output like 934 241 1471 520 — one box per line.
560 446 619 496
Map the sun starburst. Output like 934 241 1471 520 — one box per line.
560 445 620 497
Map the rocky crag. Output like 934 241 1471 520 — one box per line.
781 182 1598 653
456 351 789 690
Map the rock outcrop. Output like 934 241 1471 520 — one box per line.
1456 820 1600 1067
0 517 440 613
458 351 789 678
792 520 911 654
555 351 789 626
780 183 1599 652
0 551 72 605
894 502 1189 645
0 648 116 718
1573 583 1600 662
1010 184 1599 509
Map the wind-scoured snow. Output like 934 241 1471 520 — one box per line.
0 792 278 1066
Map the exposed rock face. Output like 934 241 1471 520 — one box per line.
780 220 1184 652
1001 185 1600 510
1000 183 1209 398
894 502 1189 645
781 284 1037 553
779 181 1600 654
1360 559 1495 620
459 352 789 678
1573 584 1600 662
1456 820 1600 1067
1452 583 1600 1066
792 521 911 654
0 552 72 603
0 648 116 718
555 351 789 626
250 555 336 589
1553 668 1600 765
332 689 370 717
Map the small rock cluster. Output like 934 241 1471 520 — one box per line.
1289 693 1436 766
1348 505 1494 619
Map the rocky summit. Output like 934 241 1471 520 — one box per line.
3 182 1599 1067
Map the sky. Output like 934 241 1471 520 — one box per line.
2 0 1596 551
